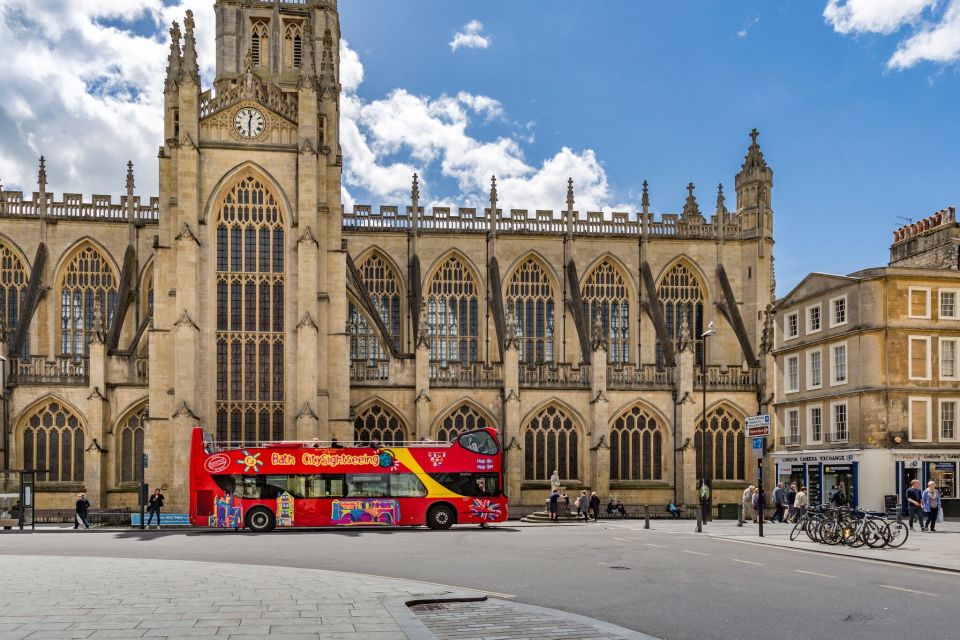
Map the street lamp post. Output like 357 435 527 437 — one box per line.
700 321 716 524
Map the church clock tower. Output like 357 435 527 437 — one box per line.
150 0 347 509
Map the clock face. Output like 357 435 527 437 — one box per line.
234 107 266 139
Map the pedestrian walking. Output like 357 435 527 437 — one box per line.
771 482 786 523
589 491 601 522
575 490 589 521
786 483 798 522
905 479 926 531
752 486 764 523
922 481 942 532
741 485 755 523
146 488 165 529
74 493 90 530
794 485 808 518
548 489 559 521
830 484 847 507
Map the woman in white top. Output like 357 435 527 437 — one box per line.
794 486 808 514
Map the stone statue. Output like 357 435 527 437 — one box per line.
550 470 560 493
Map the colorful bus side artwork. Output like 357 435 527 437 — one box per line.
331 499 399 525
189 427 508 531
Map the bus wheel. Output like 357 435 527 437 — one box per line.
426 505 455 530
246 507 276 533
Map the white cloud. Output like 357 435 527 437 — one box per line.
449 20 491 52
824 0 935 35
738 15 759 38
0 0 214 196
338 46 616 212
824 0 960 68
0 4 618 215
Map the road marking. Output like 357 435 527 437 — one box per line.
612 537 640 542
732 559 764 566
713 536 960 577
878 585 938 596
682 550 710 556
645 543 666 549
794 570 835 578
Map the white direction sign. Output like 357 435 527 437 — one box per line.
746 414 771 438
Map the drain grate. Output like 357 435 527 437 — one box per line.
411 603 448 612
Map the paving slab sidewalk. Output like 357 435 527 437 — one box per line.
619 518 960 571
0 556 650 640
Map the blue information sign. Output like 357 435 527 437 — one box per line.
752 437 764 450
131 513 191 526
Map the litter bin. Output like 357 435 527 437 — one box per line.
717 503 739 520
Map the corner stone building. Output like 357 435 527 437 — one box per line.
0 0 774 514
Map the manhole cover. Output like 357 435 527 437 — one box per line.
411 603 449 612
609 565 631 570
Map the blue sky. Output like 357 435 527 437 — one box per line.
0 0 958 295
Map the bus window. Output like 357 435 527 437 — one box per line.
347 474 388 498
428 472 500 497
305 475 345 498
389 474 427 498
457 430 498 455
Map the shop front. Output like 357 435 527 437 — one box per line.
773 450 864 509
893 451 960 517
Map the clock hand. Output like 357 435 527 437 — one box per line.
247 113 253 134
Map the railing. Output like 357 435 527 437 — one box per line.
518 363 590 388
342 205 743 240
825 431 849 444
10 356 89 385
429 361 502 387
0 192 159 222
350 360 390 382
779 434 800 447
607 364 673 389
695 365 759 391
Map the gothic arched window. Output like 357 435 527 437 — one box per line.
251 21 269 68
22 400 84 483
354 403 406 445
426 255 479 365
141 262 154 321
350 252 402 360
506 257 555 363
657 262 705 367
215 175 285 445
58 244 118 355
284 22 303 69
696 406 745 482
524 405 579 481
581 260 630 363
0 240 28 354
610 404 663 481
437 403 489 443
119 404 147 484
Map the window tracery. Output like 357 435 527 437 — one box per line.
354 403 406 445
0 241 28 353
251 21 269 68
215 175 285 445
22 400 84 483
581 260 630 363
426 255 479 364
506 258 555 363
610 404 663 480
657 262 705 366
524 405 578 481
696 406 745 482
436 403 489 443
58 244 118 355
350 253 402 360
119 404 146 483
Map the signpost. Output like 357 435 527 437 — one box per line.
747 415 770 538
139 453 148 530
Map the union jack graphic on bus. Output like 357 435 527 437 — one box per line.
469 498 501 521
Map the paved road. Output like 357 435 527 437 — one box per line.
3 522 958 640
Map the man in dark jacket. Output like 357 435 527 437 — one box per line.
589 492 601 522
74 493 90 530
147 489 165 529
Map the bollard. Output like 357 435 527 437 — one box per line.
695 506 703 533
644 505 650 529
737 503 743 527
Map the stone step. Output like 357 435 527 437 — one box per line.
520 511 584 523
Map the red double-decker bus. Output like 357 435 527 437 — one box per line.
189 427 507 531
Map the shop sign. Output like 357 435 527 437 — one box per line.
823 465 853 474
934 462 956 471
892 451 960 462
775 452 860 464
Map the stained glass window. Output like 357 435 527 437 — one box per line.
59 244 118 355
523 405 578 481
426 255 479 365
22 400 84 482
581 260 630 363
657 262 705 367
506 258 555 363
610 404 663 480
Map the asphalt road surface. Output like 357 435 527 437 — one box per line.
3 521 957 640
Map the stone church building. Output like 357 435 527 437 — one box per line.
0 0 775 514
